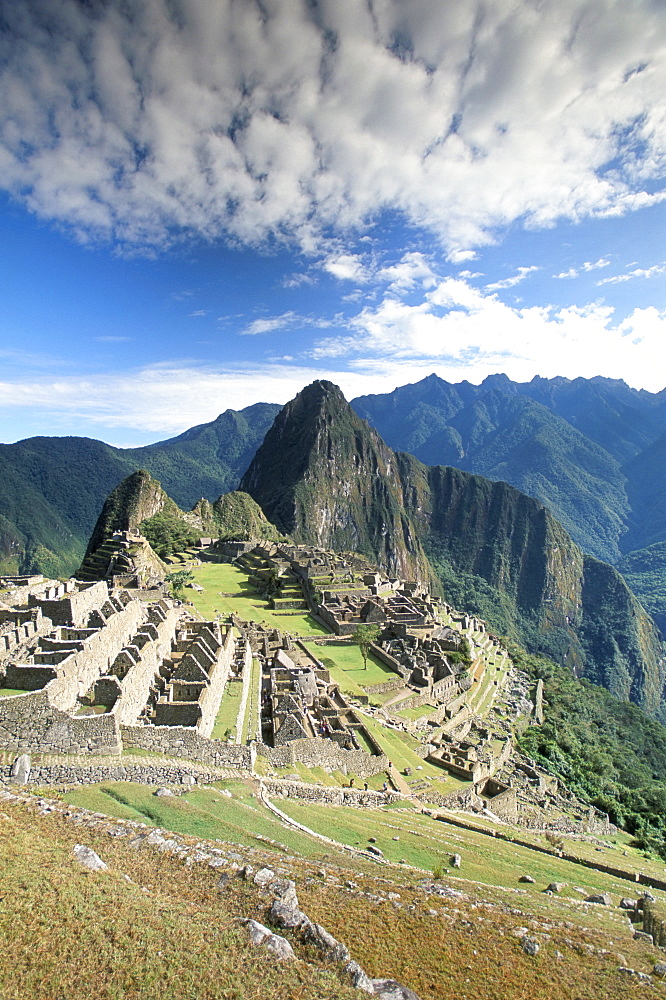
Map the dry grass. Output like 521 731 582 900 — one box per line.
0 803 357 1000
1 793 664 1000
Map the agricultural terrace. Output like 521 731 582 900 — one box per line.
187 561 328 636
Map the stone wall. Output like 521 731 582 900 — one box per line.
0 759 229 788
262 777 399 808
256 737 389 778
368 642 406 679
29 580 109 627
234 640 254 744
198 628 236 738
114 607 182 725
364 678 403 695
0 688 121 754
121 723 252 769
47 599 146 711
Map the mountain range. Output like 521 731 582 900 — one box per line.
78 379 666 723
3 373 663 633
1 372 665 713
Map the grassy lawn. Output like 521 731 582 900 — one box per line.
187 562 328 635
241 657 262 743
314 642 396 695
395 703 436 720
275 796 666 899
0 688 28 697
4 796 661 1000
210 679 243 740
0 799 360 1000
61 780 330 858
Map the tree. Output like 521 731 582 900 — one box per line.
166 569 194 599
351 623 382 669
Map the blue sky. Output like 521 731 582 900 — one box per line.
0 0 665 446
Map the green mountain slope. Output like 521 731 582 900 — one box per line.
239 380 434 583
80 470 283 575
617 542 666 637
0 403 280 578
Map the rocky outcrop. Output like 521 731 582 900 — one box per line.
82 470 170 563
239 381 434 584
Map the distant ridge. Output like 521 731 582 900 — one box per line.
0 402 280 578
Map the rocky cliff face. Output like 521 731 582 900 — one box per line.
239 381 434 583
242 381 666 716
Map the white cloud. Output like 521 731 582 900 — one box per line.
596 262 666 285
241 311 299 336
582 258 611 272
302 275 666 392
554 268 579 279
189 309 208 317
0 0 664 252
555 257 611 278
322 253 369 282
447 250 478 264
0 360 444 441
485 266 539 291
376 252 439 292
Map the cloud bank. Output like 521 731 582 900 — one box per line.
1 0 664 252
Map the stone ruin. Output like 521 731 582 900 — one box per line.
0 575 236 754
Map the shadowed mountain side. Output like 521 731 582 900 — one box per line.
352 376 640 564
241 380 666 717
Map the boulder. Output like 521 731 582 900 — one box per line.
546 882 566 893
154 787 174 797
521 937 540 957
10 754 30 784
585 893 613 905
269 897 311 932
370 978 422 999
245 919 295 961
344 959 374 994
518 875 536 884
253 867 276 887
303 921 350 962
72 844 107 872
451 854 461 868
269 878 299 907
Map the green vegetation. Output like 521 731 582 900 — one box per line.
165 568 195 599
316 645 394 693
350 622 382 668
0 403 279 578
212 490 284 542
63 781 327 858
618 541 666 636
141 506 200 559
0 796 356 1000
187 561 328 635
513 641 666 859
5 794 661 1000
210 679 243 740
